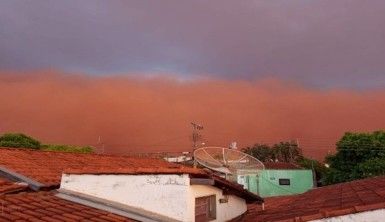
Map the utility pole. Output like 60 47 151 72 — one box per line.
191 122 203 167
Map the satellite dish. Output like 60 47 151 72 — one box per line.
193 147 265 176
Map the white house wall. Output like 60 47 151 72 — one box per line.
61 173 248 222
60 174 191 221
189 184 247 222
311 209 385 222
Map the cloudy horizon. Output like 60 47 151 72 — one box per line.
1 1 385 89
1 1 385 159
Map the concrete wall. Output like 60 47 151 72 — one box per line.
189 185 247 222
61 174 191 221
61 173 248 222
311 209 385 222
246 169 314 197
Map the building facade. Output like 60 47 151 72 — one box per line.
238 162 314 197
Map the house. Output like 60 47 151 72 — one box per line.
237 162 314 197
0 147 263 221
243 175 385 221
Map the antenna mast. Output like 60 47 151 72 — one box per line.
191 122 203 167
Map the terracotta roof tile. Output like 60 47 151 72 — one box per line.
0 147 262 203
263 162 302 170
64 165 206 175
0 176 28 194
0 147 202 187
0 191 136 221
242 176 385 221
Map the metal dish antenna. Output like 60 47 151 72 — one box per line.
193 147 265 177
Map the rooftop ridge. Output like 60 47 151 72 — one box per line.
0 146 163 159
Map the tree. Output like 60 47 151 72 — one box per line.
243 144 273 162
0 133 41 149
41 144 93 153
324 130 385 185
0 132 94 153
271 141 302 162
243 141 303 162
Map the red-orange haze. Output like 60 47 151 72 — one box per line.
1 71 384 160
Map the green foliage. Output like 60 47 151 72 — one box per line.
0 132 93 153
357 158 385 177
324 130 385 185
243 144 272 162
272 142 303 162
0 133 41 149
41 144 93 153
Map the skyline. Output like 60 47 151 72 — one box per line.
1 1 385 159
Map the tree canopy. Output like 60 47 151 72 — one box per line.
0 133 41 149
41 144 93 153
0 132 93 153
324 130 385 185
243 141 303 162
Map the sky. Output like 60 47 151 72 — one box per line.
1 1 385 159
1 0 385 89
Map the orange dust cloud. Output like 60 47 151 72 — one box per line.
1 71 384 160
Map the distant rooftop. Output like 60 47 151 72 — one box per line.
263 162 303 170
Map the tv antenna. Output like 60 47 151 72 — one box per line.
194 147 265 179
190 122 203 152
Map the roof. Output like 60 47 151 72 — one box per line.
63 165 205 175
0 147 191 188
208 174 263 203
263 162 303 170
0 147 262 203
0 176 28 194
0 191 136 221
243 176 385 222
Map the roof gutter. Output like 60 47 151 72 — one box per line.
0 166 45 191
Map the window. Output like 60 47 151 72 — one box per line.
279 178 290 185
195 195 216 222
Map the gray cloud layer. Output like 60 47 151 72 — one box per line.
1 0 385 88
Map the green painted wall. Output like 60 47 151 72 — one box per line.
245 169 314 197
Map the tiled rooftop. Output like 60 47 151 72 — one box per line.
64 165 205 175
0 191 135 222
0 147 262 203
263 162 302 170
0 176 27 194
0 147 196 187
243 176 385 221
